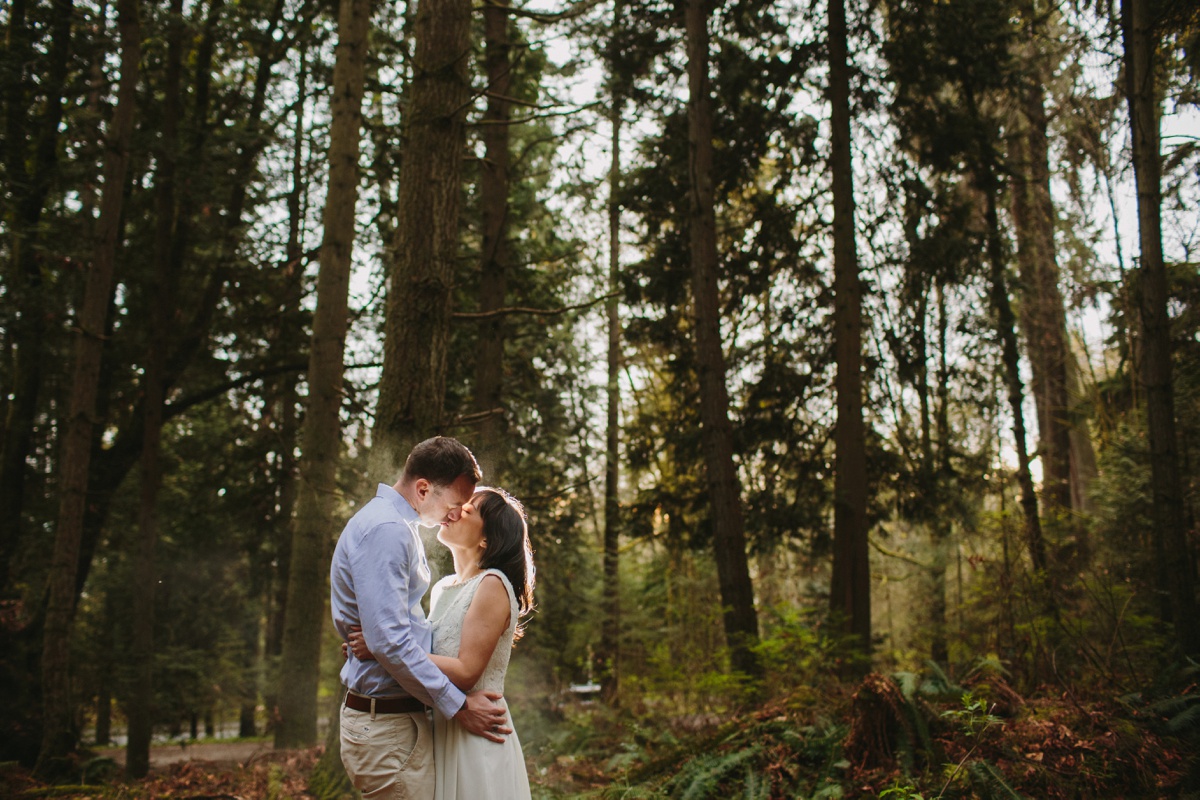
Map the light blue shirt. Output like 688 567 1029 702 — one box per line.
330 484 466 719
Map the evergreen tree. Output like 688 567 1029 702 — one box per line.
38 0 140 772
277 0 373 749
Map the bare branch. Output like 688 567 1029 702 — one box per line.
165 361 308 417
448 407 505 426
453 290 619 321
869 536 929 568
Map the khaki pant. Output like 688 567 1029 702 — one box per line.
340 704 434 799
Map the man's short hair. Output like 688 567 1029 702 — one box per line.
403 437 482 487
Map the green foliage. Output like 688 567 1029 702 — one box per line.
80 758 117 785
964 760 1026 799
610 717 849 800
752 606 838 697
667 746 763 799
879 782 926 800
941 692 1001 738
307 746 355 800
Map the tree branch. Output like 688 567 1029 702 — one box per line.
868 535 929 568
165 361 308 418
447 407 505 426
453 290 619 321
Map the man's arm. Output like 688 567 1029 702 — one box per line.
345 630 511 742
352 524 465 719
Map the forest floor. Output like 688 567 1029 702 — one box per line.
92 739 274 768
3 669 1198 799
1 744 322 799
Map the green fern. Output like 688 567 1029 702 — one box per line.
922 660 965 698
962 655 1010 681
1145 693 1198 717
893 670 920 700
965 760 1026 800
1165 697 1200 736
670 745 762 800
879 783 925 800
810 784 845 799
740 764 773 800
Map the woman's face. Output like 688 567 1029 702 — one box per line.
437 492 487 554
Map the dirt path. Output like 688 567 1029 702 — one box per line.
94 740 274 768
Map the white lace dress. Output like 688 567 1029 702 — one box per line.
430 568 532 800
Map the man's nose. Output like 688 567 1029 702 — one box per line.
446 508 462 522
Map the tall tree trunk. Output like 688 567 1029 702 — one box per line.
93 594 115 746
1008 42 1072 514
684 0 759 678
1067 352 1098 512
933 279 954 663
984 176 1046 574
276 0 372 749
256 43 310 741
373 0 472 474
473 0 512 477
126 284 168 778
827 0 871 658
952 66 1048 578
125 0 183 775
1121 0 1198 654
36 0 140 773
0 0 75 593
912 274 949 664
601 92 622 702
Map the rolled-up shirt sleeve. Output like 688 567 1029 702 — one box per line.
351 522 465 719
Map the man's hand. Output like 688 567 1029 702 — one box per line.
453 691 511 743
346 625 375 660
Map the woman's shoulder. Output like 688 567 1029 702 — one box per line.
479 568 517 601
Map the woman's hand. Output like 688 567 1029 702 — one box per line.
345 625 375 661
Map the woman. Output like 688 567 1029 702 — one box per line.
348 487 535 800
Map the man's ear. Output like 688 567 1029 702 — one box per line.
414 478 431 501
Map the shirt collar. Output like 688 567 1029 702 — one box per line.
376 483 421 530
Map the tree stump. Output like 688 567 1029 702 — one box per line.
843 673 930 770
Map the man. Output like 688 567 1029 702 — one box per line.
331 436 510 798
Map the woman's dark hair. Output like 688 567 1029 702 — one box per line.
475 488 535 636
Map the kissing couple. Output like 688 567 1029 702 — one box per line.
331 436 535 799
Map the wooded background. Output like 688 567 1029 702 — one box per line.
1 0 1198 795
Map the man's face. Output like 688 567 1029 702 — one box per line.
414 474 476 527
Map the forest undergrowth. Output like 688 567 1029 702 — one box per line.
7 662 1190 800
0 747 321 799
529 658 1200 800
4 662 1196 799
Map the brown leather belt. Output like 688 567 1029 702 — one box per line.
344 692 428 714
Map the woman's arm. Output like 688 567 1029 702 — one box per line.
344 575 512 690
430 574 511 691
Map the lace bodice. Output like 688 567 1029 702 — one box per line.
429 568 519 694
